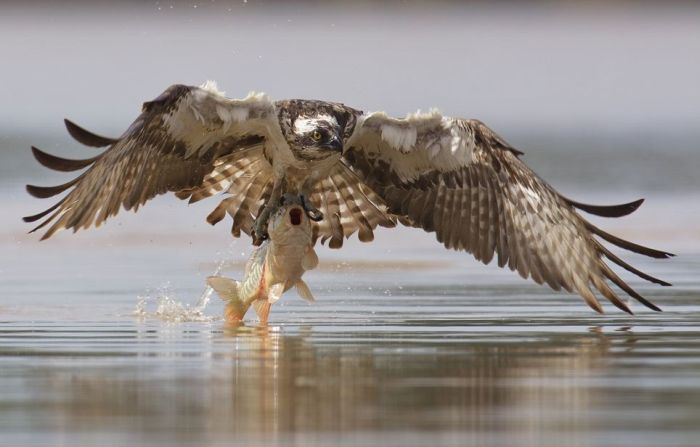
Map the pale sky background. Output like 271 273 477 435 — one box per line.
1 1 698 253
0 1 698 287
0 1 698 137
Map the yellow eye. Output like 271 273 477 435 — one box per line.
312 130 322 141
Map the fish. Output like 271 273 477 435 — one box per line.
207 194 319 324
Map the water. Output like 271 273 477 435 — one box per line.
1 256 699 447
2 141 700 446
2 119 700 446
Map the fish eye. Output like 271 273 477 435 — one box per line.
311 130 322 141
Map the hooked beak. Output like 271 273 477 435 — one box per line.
321 134 343 152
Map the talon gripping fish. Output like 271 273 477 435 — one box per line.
207 195 319 324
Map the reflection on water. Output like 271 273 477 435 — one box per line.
1 309 700 447
1 209 699 446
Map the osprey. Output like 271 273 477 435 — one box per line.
25 81 673 314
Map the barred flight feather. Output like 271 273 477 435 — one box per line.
309 164 395 248
344 114 673 313
25 83 276 239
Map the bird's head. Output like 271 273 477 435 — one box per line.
289 113 344 161
277 99 359 162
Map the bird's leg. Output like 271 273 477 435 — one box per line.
301 195 324 222
299 179 324 222
252 176 285 246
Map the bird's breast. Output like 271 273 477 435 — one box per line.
273 154 339 192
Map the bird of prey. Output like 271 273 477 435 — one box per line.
24 81 673 314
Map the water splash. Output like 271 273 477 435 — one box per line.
192 257 225 314
132 246 232 323
133 284 218 323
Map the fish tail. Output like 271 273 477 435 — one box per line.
252 299 271 324
207 276 250 323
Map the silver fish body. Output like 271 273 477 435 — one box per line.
207 198 318 323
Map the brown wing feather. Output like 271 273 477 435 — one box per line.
174 146 274 238
25 83 278 239
308 163 396 248
344 113 673 313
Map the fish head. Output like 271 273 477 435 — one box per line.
267 197 312 241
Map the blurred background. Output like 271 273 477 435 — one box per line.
1 3 699 446
1 0 698 247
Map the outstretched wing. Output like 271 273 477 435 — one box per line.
343 110 673 313
24 82 281 239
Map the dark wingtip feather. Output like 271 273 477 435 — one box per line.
26 171 84 199
591 277 634 314
630 291 662 312
23 213 40 223
23 199 65 223
26 175 79 199
25 204 65 238
610 299 634 315
64 119 118 148
585 221 674 259
619 304 634 315
602 266 663 312
566 197 645 218
27 184 60 199
622 286 662 312
597 242 672 286
31 146 98 172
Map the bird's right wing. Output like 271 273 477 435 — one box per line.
25 82 281 239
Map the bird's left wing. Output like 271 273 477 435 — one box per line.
25 82 280 239
343 110 673 313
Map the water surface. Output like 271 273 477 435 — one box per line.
1 214 699 446
2 120 699 447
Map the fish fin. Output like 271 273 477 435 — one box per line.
207 276 241 301
268 282 285 304
295 279 315 303
302 247 319 271
223 301 248 324
252 299 271 324
207 276 247 322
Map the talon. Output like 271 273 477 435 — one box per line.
306 208 324 222
252 224 269 245
253 206 272 246
252 231 268 246
301 195 324 222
